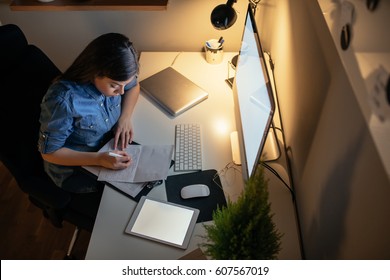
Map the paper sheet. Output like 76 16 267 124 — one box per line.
82 139 173 197
95 139 173 183
82 163 146 197
107 180 145 198
97 145 142 182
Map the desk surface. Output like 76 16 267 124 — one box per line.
85 52 244 259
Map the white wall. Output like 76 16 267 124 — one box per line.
0 0 248 71
257 0 390 259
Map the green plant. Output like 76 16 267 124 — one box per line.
202 166 282 259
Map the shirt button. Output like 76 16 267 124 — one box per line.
100 103 103 106
105 119 108 122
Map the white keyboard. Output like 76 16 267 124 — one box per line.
174 123 202 172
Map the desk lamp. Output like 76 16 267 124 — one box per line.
211 0 262 87
211 0 262 30
211 0 238 30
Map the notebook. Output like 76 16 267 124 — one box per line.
140 66 209 117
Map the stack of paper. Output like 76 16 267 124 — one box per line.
83 139 173 198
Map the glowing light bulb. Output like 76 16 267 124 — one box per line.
214 118 229 135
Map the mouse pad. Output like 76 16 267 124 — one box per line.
165 169 227 223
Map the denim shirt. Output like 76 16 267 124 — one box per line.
38 78 137 191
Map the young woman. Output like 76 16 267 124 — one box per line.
38 33 140 193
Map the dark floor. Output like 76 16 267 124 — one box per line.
0 161 90 260
0 161 209 260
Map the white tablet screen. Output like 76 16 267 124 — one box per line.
125 196 199 249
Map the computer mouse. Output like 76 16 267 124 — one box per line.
180 184 210 199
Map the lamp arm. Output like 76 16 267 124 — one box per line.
227 0 237 7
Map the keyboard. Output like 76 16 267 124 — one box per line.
174 123 202 172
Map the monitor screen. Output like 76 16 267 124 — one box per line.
232 4 275 181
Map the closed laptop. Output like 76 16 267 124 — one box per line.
140 67 209 117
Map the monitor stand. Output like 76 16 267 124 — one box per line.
230 131 241 165
262 125 281 162
230 125 280 166
225 77 234 88
225 55 239 88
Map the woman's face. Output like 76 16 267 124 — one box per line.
94 75 136 97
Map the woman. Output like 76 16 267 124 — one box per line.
38 33 140 193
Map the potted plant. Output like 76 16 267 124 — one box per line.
202 165 282 259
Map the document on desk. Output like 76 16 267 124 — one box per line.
82 139 173 198
83 164 146 198
97 139 174 183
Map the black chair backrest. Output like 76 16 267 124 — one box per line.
0 24 62 190
0 25 103 232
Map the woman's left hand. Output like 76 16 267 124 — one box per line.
113 83 140 150
113 117 134 150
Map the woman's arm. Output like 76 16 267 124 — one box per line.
41 147 132 170
113 83 140 150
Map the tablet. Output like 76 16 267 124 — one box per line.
125 196 200 249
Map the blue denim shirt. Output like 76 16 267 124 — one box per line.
38 78 137 191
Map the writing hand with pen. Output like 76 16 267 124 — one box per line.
100 150 132 170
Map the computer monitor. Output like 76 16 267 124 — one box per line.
232 4 276 181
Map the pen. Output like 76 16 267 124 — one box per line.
108 152 124 158
218 36 224 48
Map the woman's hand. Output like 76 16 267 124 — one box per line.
113 84 140 150
100 150 132 170
113 117 134 150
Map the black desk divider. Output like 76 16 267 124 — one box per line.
165 169 227 223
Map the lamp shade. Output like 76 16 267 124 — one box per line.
211 0 237 30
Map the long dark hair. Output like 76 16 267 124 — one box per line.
61 33 139 83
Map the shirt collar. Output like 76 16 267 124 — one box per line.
85 82 105 101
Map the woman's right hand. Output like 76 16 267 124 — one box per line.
100 150 132 170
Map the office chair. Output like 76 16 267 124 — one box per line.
0 24 102 259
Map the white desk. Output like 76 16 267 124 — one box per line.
85 52 244 260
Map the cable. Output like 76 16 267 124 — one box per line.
170 51 183 67
260 161 295 201
264 50 295 193
264 50 306 259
